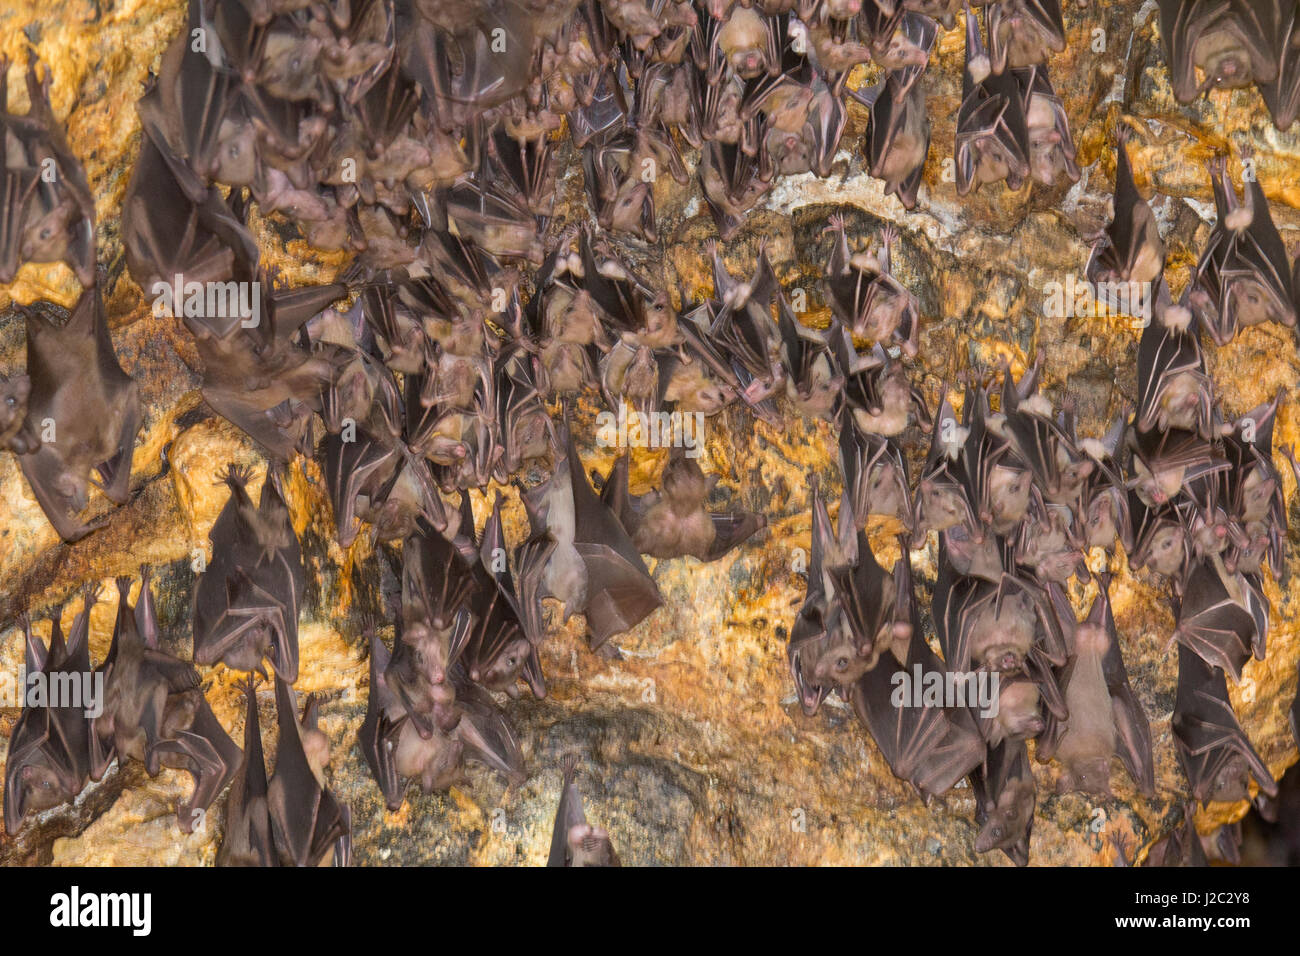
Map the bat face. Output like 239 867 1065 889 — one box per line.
1015 65 1078 187
1158 0 1276 103
971 739 1034 865
823 216 920 355
18 289 141 542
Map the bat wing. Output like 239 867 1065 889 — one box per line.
359 631 406 812
451 675 526 785
217 679 276 867
148 694 242 833
1174 558 1258 681
1094 582 1156 795
267 678 349 866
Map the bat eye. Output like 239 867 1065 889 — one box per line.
835 657 849 671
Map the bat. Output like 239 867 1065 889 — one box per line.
91 573 242 833
1085 126 1166 290
601 448 766 561
1061 405 1132 553
267 677 351 866
1158 0 1276 104
822 215 920 355
547 755 620 866
1257 1 1300 129
829 323 926 437
996 364 1095 508
1133 287 1211 437
825 530 914 680
933 558 1065 673
915 392 980 538
1016 65 1079 187
17 288 142 542
970 738 1034 866
1173 555 1267 682
450 670 527 784
216 677 276 867
699 128 774 239
1142 803 1209 867
3 594 95 835
1221 391 1286 578
1040 576 1155 796
787 478 858 715
0 58 96 286
192 465 305 682
985 0 1066 73
839 422 912 530
857 69 931 210
1190 155 1297 344
1172 644 1277 806
860 5 938 77
1129 424 1227 510
955 7 1030 194
359 626 415 811
702 240 785 410
1014 491 1087 584
850 596 987 800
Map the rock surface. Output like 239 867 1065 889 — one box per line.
0 0 1297 866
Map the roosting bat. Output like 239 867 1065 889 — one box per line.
955 8 1030 194
839 422 912 530
3 594 95 835
857 69 930 210
600 449 766 561
775 291 842 420
850 600 986 800
1085 127 1165 290
933 558 1065 673
217 677 275 867
1221 391 1286 578
192 465 305 682
16 289 141 542
1258 2 1300 129
1173 555 1267 682
1172 644 1277 806
985 0 1066 73
521 425 662 649
1190 155 1297 344
1135 288 1212 438
1016 65 1078 186
1158 0 1276 104
971 738 1035 866
91 573 242 833
822 215 920 355
0 58 96 286
547 755 620 866
267 677 351 866
1040 577 1154 797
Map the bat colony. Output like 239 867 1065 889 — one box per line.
2 0 1299 867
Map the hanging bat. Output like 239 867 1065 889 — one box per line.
824 530 915 681
1016 65 1078 186
1158 0 1276 104
830 324 926 437
601 449 766 562
822 215 920 355
850 600 987 800
933 558 1065 673
522 424 663 649
985 0 1066 73
17 288 141 542
0 58 96 286
970 738 1035 866
1015 492 1087 584
702 240 785 410
91 574 242 833
192 465 304 682
267 677 351 867
450 672 527 785
1172 644 1277 806
1129 424 1226 510
547 755 620 866
787 478 858 715
3 594 95 835
1221 391 1286 579
1173 555 1267 682
955 7 1030 194
915 392 980 538
1133 287 1211 437
1142 803 1209 866
1129 492 1191 580
216 677 275 867
1190 155 1297 344
1258 1 1300 130
1040 576 1155 796
839 422 912 530
856 69 931 210
1062 405 1132 553
1085 126 1166 291
996 364 1094 508
860 5 938 77
699 129 773 239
